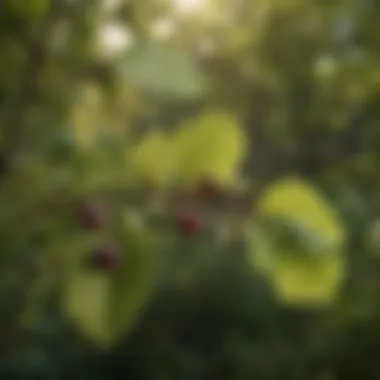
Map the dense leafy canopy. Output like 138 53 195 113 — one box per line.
0 0 379 379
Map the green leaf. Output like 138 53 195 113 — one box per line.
248 223 277 274
63 271 110 344
249 226 346 306
262 216 332 256
128 130 175 186
109 228 157 341
257 177 346 254
171 111 247 185
271 253 346 306
122 43 205 99
249 177 347 306
62 229 157 347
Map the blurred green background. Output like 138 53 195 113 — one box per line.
0 0 379 379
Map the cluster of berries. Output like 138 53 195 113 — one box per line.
78 177 223 270
78 201 121 271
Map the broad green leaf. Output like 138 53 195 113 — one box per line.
171 112 246 185
257 177 345 254
108 227 157 342
249 223 277 274
271 253 346 306
250 177 347 305
249 225 345 306
62 229 157 347
129 130 175 186
64 270 110 344
122 43 205 99
70 83 107 148
262 216 332 255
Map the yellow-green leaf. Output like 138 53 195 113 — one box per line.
129 130 174 186
272 253 346 306
172 111 246 186
65 271 111 344
70 83 107 148
62 230 157 347
109 228 157 342
249 223 277 275
250 177 347 305
257 177 345 252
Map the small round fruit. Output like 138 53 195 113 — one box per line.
78 202 105 230
178 213 203 236
91 245 121 270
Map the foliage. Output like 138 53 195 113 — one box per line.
0 0 379 379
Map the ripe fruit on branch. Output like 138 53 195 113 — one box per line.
177 213 203 236
91 244 121 270
78 201 105 230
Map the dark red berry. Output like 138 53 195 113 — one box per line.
178 213 203 236
79 202 105 230
91 245 121 270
